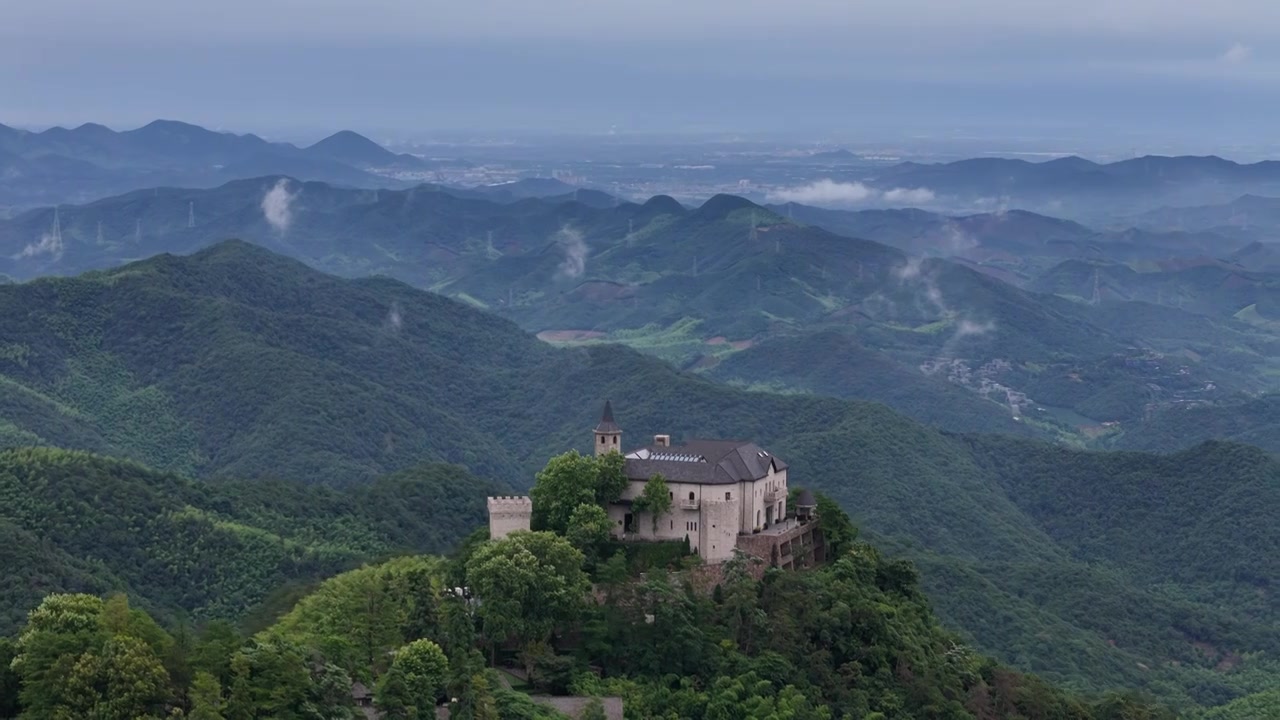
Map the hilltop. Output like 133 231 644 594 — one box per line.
0 243 1277 709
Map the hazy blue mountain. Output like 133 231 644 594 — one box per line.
1135 194 1280 235
869 155 1280 219
775 202 1251 279
0 120 418 210
304 129 428 170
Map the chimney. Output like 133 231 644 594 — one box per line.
654 434 671 447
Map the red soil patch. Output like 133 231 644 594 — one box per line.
537 330 606 342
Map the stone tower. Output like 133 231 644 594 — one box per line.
486 496 532 540
593 400 622 456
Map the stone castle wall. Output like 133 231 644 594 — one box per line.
486 496 532 540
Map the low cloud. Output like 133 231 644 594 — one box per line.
769 179 876 205
555 226 588 278
1221 42 1252 64
261 179 297 233
954 319 996 339
386 301 403 331
768 179 935 207
882 187 936 204
15 231 62 260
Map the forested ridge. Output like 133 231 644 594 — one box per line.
0 447 504 635
0 497 1183 720
0 242 1277 714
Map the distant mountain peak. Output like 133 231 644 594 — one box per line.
693 193 761 221
640 194 685 215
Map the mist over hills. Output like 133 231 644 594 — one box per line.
863 154 1280 219
774 203 1252 281
4 177 1279 448
0 241 1277 710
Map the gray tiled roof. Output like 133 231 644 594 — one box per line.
594 400 621 434
624 439 787 485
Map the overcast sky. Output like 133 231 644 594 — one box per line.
2 0 1276 146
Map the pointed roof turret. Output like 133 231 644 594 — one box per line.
594 400 621 434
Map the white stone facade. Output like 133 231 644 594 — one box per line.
605 463 788 564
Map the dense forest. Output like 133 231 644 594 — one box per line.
0 485 1185 720
0 448 504 634
0 243 1276 713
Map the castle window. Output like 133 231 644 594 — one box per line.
725 492 731 500
612 436 618 445
688 491 695 502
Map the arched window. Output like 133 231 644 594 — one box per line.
688 491 695 502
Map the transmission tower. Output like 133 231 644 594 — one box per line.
51 207 62 245
749 210 759 242
188 201 195 229
1090 268 1101 305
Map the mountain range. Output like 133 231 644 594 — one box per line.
0 120 461 211
4 177 1278 449
0 241 1276 712
862 154 1280 219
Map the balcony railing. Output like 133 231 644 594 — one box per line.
680 498 700 510
764 489 779 503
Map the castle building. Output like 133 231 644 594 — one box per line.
488 401 822 567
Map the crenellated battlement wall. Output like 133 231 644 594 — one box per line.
486 496 532 539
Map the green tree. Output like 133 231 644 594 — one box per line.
190 621 243 687
465 532 588 663
221 637 316 720
189 671 227 720
566 503 615 560
814 492 856 558
377 639 449 720
0 638 19 718
402 565 440 642
530 451 629 535
53 633 171 720
633 474 673 532
530 451 598 534
593 450 628 505
12 593 108 718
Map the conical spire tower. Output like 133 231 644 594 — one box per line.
593 400 622 456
